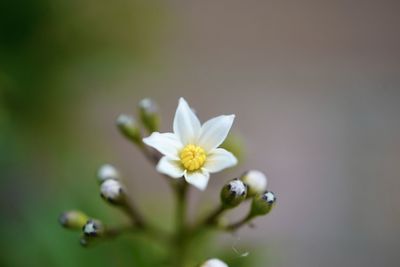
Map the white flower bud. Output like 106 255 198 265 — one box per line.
228 179 247 196
201 258 228 267
220 179 247 208
97 164 119 183
241 170 267 196
250 191 276 216
139 98 158 114
263 191 276 204
117 114 141 143
83 219 104 237
138 98 159 132
100 179 125 204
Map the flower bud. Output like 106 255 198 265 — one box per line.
139 98 159 132
59 210 89 230
83 219 105 237
97 164 119 183
220 179 247 208
100 179 125 205
250 191 276 216
241 170 267 196
200 258 228 267
117 114 141 143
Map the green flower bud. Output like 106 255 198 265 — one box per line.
97 164 119 183
83 219 105 237
117 114 142 143
100 179 125 205
250 191 276 216
59 210 89 230
220 179 247 208
139 98 159 132
241 170 267 197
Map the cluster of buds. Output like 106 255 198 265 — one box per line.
58 210 104 247
58 97 277 266
97 164 125 205
60 164 139 246
207 170 276 231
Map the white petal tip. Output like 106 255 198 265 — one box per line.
184 171 210 190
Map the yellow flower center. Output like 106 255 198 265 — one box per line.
180 144 207 171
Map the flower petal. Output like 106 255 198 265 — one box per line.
203 148 238 173
156 157 185 178
173 98 201 145
143 132 182 160
198 115 235 151
184 169 210 190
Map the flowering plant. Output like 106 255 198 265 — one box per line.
59 98 276 267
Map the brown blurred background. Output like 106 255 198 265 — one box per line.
1 0 400 266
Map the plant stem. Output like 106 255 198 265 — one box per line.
203 204 226 226
224 214 254 232
188 204 227 238
174 180 188 267
121 198 147 229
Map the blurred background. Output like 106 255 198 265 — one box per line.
1 0 400 266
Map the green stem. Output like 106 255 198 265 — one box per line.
121 198 147 229
188 204 227 239
224 213 254 232
203 204 226 226
174 181 188 267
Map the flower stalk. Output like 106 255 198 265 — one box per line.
59 97 278 266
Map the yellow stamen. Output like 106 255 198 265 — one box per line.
180 144 207 171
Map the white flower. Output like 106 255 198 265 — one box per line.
143 98 238 190
201 258 228 267
241 170 268 196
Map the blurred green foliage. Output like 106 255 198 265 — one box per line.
0 0 169 266
0 0 165 126
0 1 263 266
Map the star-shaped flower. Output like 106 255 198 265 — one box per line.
143 98 238 190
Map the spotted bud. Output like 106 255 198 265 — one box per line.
220 179 247 208
241 170 267 196
139 98 159 133
83 219 105 237
59 210 89 230
250 191 276 216
100 179 125 205
117 114 142 143
97 164 119 183
200 258 228 267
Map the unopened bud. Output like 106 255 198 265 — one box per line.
100 179 125 204
83 219 105 237
139 98 159 132
220 179 247 208
241 170 267 196
97 164 119 183
200 258 228 267
117 114 141 143
250 191 276 216
59 210 89 230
